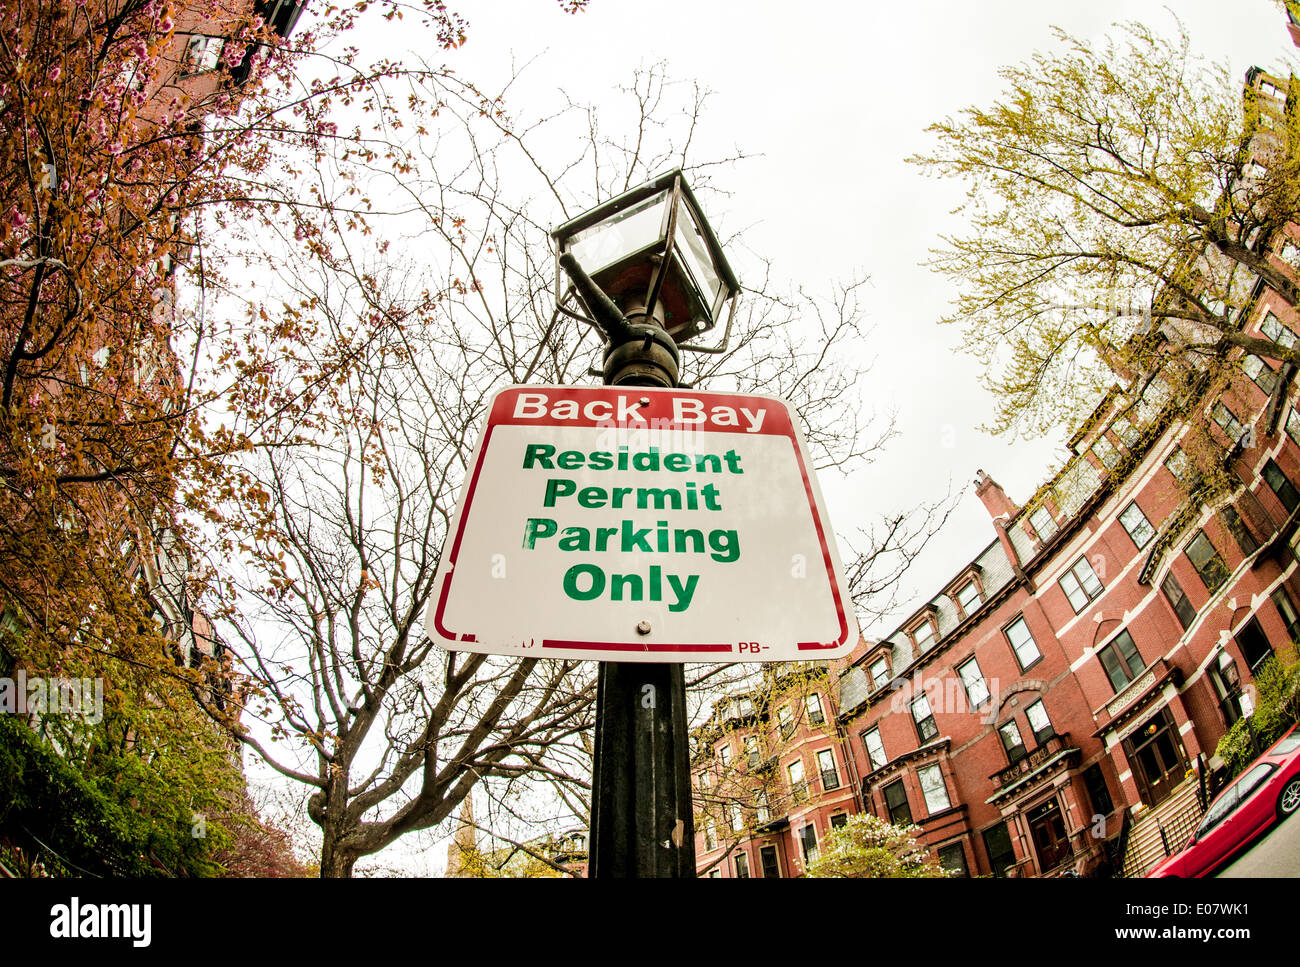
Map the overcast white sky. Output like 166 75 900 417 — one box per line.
412 0 1296 640
267 0 1298 871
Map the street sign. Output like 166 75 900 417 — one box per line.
426 385 858 662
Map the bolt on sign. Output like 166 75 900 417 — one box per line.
426 385 858 662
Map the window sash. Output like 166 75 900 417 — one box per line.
1211 402 1245 442
1186 532 1230 592
1029 507 1057 540
1025 700 1053 744
884 780 911 825
1263 459 1300 513
999 720 1026 762
870 657 890 689
958 657 989 708
1005 617 1041 669
1161 571 1197 629
918 764 950 813
912 695 938 742
956 581 981 614
1099 631 1145 692
1119 502 1155 548
805 693 824 724
864 729 886 769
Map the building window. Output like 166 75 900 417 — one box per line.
1262 310 1299 348
777 704 794 739
817 749 840 791
1263 458 1300 514
1112 413 1140 447
937 842 968 877
998 719 1027 764
717 743 731 768
1236 616 1274 672
760 845 780 878
1210 402 1246 444
1060 555 1104 612
787 758 806 800
1273 586 1300 644
1222 505 1259 556
1082 763 1114 817
729 802 744 833
799 824 819 865
1186 530 1230 593
755 790 771 826
1004 616 1042 671
883 779 912 826
1119 502 1155 549
911 619 938 653
699 770 712 794
982 822 1017 877
1025 699 1053 745
743 735 760 768
830 813 848 829
1028 506 1057 541
955 581 981 616
957 656 990 708
1098 630 1146 693
863 727 887 770
186 35 225 73
1287 405 1300 445
918 763 951 814
1244 354 1280 396
1161 570 1197 630
912 694 938 744
704 820 717 851
734 851 750 878
1165 447 1194 487
805 692 824 725
707 868 722 878
1091 435 1121 469
870 656 890 690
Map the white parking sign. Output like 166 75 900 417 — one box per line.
426 385 858 662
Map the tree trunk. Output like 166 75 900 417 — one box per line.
319 837 357 878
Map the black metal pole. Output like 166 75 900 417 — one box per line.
571 261 694 877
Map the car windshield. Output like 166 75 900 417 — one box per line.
1198 762 1276 837
1268 732 1300 757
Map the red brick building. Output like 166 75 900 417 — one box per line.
692 67 1300 878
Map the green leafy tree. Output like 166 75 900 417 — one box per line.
804 814 950 878
912 19 1300 437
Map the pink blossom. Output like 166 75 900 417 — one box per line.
48 66 61 82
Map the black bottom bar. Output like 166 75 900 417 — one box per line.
589 662 696 877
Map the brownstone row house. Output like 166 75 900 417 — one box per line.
691 66 1300 878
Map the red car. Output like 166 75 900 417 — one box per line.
1148 725 1300 878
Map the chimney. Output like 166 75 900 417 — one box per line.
974 469 1019 522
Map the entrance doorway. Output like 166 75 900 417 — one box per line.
1122 707 1188 806
1026 799 1072 873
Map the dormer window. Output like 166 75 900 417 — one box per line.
955 581 981 617
908 609 940 654
869 656 890 690
1028 506 1057 541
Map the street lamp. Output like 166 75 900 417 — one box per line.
551 168 740 386
550 169 739 877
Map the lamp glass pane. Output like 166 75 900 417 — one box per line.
567 190 668 275
674 205 722 308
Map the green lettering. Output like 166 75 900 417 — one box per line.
523 444 555 469
543 478 576 506
563 563 605 602
522 518 557 548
